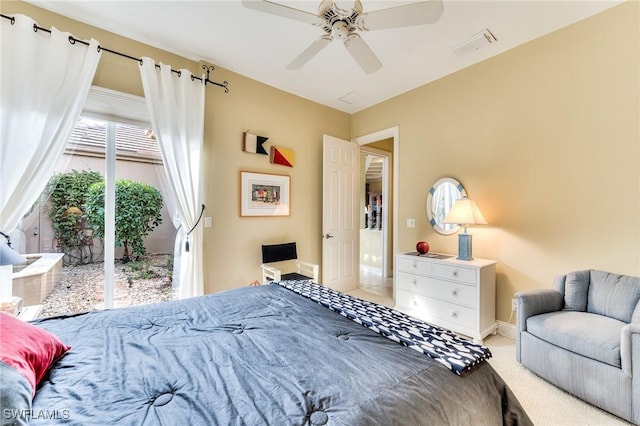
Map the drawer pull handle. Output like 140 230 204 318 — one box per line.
412 262 417 269
412 278 417 285
451 290 458 296
452 271 458 277
413 300 418 306
451 312 458 318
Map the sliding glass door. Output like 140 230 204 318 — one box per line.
26 116 175 317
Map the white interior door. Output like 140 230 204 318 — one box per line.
322 135 359 292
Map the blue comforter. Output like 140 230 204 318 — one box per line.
30 284 531 425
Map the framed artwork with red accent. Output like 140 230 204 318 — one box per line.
240 171 290 217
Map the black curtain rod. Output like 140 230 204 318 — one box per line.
1 13 229 93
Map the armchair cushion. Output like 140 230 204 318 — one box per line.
588 270 640 323
633 303 640 324
527 311 625 368
563 270 590 311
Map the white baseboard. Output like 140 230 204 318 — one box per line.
496 320 516 340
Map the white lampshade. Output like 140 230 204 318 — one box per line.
443 198 487 226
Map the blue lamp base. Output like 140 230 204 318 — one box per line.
457 233 473 261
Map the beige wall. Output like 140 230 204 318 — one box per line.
203 69 349 291
352 1 640 324
4 1 639 324
2 1 350 293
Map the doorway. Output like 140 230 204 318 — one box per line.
321 127 399 304
353 127 398 305
359 148 392 303
360 148 389 271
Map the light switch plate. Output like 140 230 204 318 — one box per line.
406 218 415 228
204 217 212 228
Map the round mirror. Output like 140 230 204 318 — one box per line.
426 177 467 235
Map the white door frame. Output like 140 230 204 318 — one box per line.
353 126 399 297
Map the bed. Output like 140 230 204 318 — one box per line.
1 281 532 425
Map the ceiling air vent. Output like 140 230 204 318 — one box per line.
338 91 364 105
453 29 497 56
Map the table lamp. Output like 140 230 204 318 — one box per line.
443 198 487 260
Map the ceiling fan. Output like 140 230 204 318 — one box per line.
241 0 444 74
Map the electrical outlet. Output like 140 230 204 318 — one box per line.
511 298 518 311
406 218 415 228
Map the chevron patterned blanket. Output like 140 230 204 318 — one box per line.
276 280 492 375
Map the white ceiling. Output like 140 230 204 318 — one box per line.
25 0 622 113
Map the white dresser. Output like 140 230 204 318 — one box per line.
394 253 497 343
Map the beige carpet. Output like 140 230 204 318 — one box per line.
347 287 631 426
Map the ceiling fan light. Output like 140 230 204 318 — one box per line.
331 21 350 40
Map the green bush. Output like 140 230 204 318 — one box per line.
84 179 163 262
46 170 103 264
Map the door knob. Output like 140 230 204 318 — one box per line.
324 233 334 239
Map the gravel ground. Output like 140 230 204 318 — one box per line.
40 254 176 318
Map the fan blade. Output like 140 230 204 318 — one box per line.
358 0 444 31
241 0 323 25
344 34 382 74
287 36 332 70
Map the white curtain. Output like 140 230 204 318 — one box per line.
139 58 205 299
0 14 101 244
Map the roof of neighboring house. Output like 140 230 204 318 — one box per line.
66 119 162 164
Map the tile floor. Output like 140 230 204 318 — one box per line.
347 267 394 307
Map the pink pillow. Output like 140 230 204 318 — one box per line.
0 312 70 395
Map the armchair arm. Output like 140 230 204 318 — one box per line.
515 289 563 334
515 289 563 362
620 322 640 378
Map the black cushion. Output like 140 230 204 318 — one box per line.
261 242 298 263
265 272 311 282
280 272 312 281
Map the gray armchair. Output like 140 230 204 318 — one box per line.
516 269 640 425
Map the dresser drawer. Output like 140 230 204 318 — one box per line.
397 290 477 329
433 263 476 285
397 272 476 308
397 256 433 275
